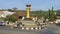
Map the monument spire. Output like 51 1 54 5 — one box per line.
26 4 31 18
26 0 31 18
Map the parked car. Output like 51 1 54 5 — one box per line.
56 22 60 26
0 22 5 26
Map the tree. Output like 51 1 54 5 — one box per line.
4 15 10 21
4 15 17 22
8 9 13 11
49 7 55 21
12 7 17 12
8 7 17 12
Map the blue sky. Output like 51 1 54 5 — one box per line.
0 0 60 10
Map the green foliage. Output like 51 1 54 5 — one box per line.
12 7 17 10
8 9 13 11
8 7 17 12
55 10 60 16
49 7 55 21
4 15 17 22
4 15 10 21
7 7 60 22
31 10 48 18
0 17 5 21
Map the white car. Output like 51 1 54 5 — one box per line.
0 22 5 26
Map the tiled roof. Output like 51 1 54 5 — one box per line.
56 16 60 18
13 11 26 17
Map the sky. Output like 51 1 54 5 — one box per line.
0 0 60 10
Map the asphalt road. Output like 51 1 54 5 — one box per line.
0 24 60 34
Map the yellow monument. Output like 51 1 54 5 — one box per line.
26 4 31 18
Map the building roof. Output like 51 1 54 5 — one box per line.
3 11 15 15
56 16 60 19
0 10 15 18
13 11 26 17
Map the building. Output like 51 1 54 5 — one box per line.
0 10 15 18
13 11 26 19
55 12 60 23
0 10 5 17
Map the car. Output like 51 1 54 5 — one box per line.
0 22 5 26
56 22 60 26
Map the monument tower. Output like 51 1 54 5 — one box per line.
26 4 31 18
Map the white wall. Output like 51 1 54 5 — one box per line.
0 11 15 18
55 19 60 23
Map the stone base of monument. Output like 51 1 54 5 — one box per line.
21 27 42 30
35 28 38 30
22 27 24 30
26 28 29 30
31 28 34 30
